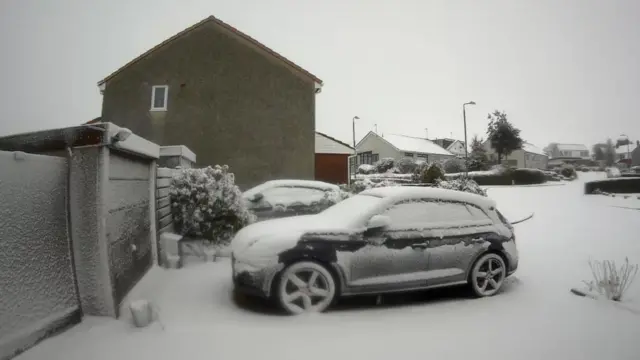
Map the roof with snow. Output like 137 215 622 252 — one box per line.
522 142 547 156
555 143 589 152
361 186 496 210
382 133 454 156
315 132 353 154
616 143 638 154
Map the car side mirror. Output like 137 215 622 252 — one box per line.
249 193 264 202
367 215 391 230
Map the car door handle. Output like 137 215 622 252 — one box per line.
411 242 429 249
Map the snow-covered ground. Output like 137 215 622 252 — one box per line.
17 172 640 360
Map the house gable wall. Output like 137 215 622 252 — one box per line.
100 22 315 189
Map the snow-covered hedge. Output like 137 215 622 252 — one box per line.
442 158 467 174
373 157 396 173
435 178 487 197
341 178 399 194
357 164 375 174
170 165 256 244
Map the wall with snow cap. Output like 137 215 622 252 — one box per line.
0 151 79 359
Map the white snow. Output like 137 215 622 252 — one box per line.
15 172 640 360
616 143 637 155
382 133 454 156
243 180 340 205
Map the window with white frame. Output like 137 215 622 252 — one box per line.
151 85 169 111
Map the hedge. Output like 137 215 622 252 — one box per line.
447 168 547 186
585 177 640 194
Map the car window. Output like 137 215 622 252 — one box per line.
261 186 326 206
381 199 489 228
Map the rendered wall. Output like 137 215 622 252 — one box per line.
0 151 79 359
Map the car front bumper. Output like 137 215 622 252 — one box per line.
231 253 283 299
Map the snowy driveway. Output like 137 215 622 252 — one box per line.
17 173 640 360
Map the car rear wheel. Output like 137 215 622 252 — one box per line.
469 253 507 297
276 261 337 315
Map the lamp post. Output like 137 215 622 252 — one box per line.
621 134 630 168
462 101 476 177
352 116 359 153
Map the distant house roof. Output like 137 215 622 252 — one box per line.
315 132 353 154
616 143 637 154
555 143 589 152
382 133 453 156
522 142 546 156
97 15 323 88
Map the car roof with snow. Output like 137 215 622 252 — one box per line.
243 179 340 197
361 186 496 209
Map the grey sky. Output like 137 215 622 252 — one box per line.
1 0 638 149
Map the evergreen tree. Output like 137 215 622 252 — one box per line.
486 110 524 163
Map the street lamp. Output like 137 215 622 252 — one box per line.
621 134 631 168
462 101 476 177
352 116 360 154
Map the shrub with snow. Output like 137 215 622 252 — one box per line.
435 178 487 197
583 258 638 301
319 188 352 206
170 165 256 244
373 157 395 173
395 157 419 174
357 164 375 174
341 178 398 194
442 157 467 174
420 162 445 184
555 164 577 180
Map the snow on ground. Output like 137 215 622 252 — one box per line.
17 172 640 360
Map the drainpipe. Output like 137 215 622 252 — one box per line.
66 147 84 314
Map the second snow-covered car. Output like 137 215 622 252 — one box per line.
231 186 519 315
243 180 344 221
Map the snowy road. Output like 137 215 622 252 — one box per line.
17 173 640 360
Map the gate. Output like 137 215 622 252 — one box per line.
0 151 80 359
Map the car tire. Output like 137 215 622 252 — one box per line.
276 261 337 315
469 253 507 297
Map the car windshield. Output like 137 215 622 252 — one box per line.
318 193 385 228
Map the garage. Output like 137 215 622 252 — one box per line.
315 132 353 184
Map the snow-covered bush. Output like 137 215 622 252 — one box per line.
357 164 375 174
395 157 419 174
170 165 256 244
583 258 638 301
559 164 577 180
442 158 467 174
606 167 622 178
419 162 445 184
319 188 352 206
512 168 546 185
435 178 487 197
373 157 395 173
341 178 398 194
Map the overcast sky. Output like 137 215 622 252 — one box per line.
1 0 639 149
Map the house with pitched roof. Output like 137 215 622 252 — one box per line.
483 140 549 169
353 131 454 173
432 138 467 157
94 15 323 189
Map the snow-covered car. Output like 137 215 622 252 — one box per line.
242 180 343 221
231 186 519 315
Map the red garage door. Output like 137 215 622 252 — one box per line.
315 153 348 184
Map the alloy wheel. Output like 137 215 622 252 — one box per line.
471 253 506 297
277 261 336 315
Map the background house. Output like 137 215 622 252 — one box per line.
433 138 466 157
615 141 638 166
314 132 353 184
96 15 323 189
544 143 590 159
353 131 454 173
483 140 549 169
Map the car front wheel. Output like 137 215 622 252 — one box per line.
276 261 337 315
469 253 507 297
